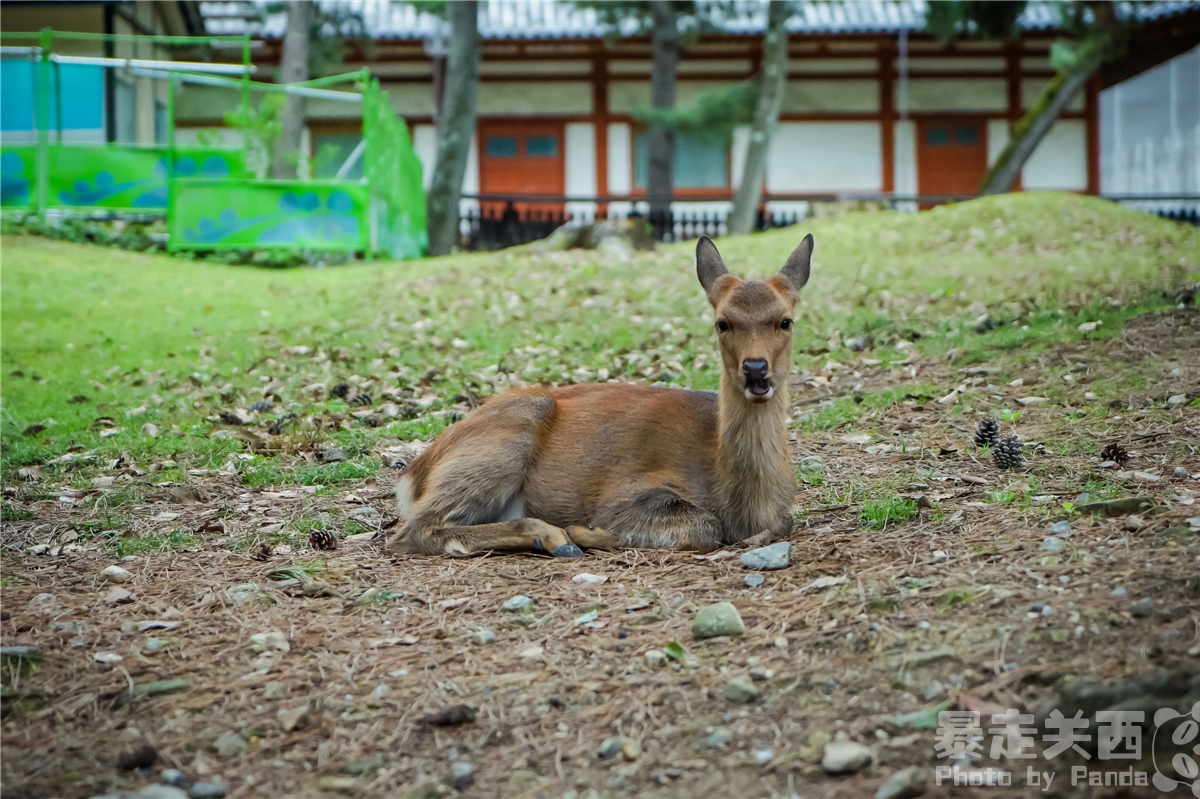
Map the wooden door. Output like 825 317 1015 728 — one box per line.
916 119 988 202
478 122 565 216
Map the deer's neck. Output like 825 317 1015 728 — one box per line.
714 377 794 541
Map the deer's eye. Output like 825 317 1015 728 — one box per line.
716 320 729 332
780 318 793 331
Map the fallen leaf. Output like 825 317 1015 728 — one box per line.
937 390 959 405
1017 397 1048 406
366 636 419 647
840 433 871 445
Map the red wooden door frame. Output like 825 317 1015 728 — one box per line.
477 120 566 216
916 117 989 204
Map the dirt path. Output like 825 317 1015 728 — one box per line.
2 309 1198 799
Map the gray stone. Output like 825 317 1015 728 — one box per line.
263 681 285 699
1040 537 1066 552
1131 597 1154 617
101 565 134 584
320 446 347 463
212 731 247 757
1175 467 1191 479
1049 521 1071 536
471 629 495 645
744 574 765 589
277 704 311 732
740 542 791 571
450 761 475 789
921 681 945 701
1123 515 1146 531
596 737 623 758
846 337 867 352
1079 496 1156 517
821 740 873 774
188 783 225 799
698 729 732 749
875 766 928 799
724 675 760 705
799 455 825 474
502 595 532 612
692 602 745 639
144 638 166 652
1110 587 1127 597
161 769 186 788
1185 517 1200 530
130 788 189 799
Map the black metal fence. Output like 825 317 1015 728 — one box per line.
455 194 1200 251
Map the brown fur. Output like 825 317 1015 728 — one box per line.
387 234 814 556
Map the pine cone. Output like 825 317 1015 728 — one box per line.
329 383 350 399
348 393 372 407
218 411 245 425
250 543 273 562
309 529 338 551
267 412 297 436
249 400 274 413
973 417 1000 448
1100 442 1130 467
993 435 1025 470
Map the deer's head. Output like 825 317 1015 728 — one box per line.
696 234 813 404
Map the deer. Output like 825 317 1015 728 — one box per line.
386 233 813 557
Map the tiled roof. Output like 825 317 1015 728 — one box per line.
198 0 1200 40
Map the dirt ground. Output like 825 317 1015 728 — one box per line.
2 308 1198 799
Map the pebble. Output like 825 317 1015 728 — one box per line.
693 602 745 639
755 749 775 764
144 638 166 652
744 574 765 589
1123 515 1145 531
798 455 825 474
921 681 945 701
90 788 189 799
748 666 772 682
188 783 225 799
645 650 667 667
822 740 873 774
471 629 495 645
450 761 475 789
101 565 134 584
1176 467 1192 479
263 681 285 699
1111 587 1128 597
502 595 532 612
1049 521 1071 536
161 770 186 788
571 573 608 584
875 766 928 799
213 731 247 757
597 736 639 760
699 729 732 749
724 675 760 705
1039 537 1066 552
1131 597 1154 617
740 542 791 570
320 446 347 463
846 337 867 352
1185 517 1200 530
104 587 134 604
277 705 311 733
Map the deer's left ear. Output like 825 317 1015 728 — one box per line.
775 233 813 299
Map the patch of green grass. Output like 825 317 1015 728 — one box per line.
270 562 326 581
986 490 1019 504
114 530 196 557
1 502 33 521
861 497 918 530
241 459 378 486
935 589 977 607
794 384 939 433
391 416 449 441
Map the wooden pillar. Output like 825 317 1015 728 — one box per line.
880 38 894 194
593 50 608 216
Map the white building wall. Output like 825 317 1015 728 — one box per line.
476 81 593 115
1022 120 1088 191
987 120 1010 165
565 122 596 198
731 125 750 190
766 122 883 192
412 124 437 190
606 122 632 195
893 120 917 196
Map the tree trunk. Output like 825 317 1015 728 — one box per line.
273 0 313 180
647 1 679 222
979 39 1100 195
426 0 481 256
727 0 789 235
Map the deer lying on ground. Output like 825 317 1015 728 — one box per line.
386 233 813 556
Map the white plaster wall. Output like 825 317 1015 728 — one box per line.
607 122 632 195
766 122 883 192
1022 120 1088 190
480 61 592 75
385 83 435 117
1022 78 1086 112
987 119 1010 165
476 81 592 115
907 78 1007 112
609 80 738 114
731 125 750 191
463 132 479 194
565 122 596 198
893 120 917 196
899 57 1006 72
413 124 437 190
782 80 878 113
788 58 876 73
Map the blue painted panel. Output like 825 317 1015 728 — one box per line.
0 60 104 132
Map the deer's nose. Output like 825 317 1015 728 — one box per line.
742 359 768 381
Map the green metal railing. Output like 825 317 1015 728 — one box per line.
0 28 426 258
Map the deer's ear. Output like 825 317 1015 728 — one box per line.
776 233 813 298
696 235 731 306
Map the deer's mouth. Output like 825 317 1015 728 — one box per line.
744 376 772 398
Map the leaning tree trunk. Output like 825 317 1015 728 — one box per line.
979 37 1101 195
647 1 679 224
426 0 481 256
727 0 789 235
273 0 314 179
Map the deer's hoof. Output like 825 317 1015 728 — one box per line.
552 543 584 558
